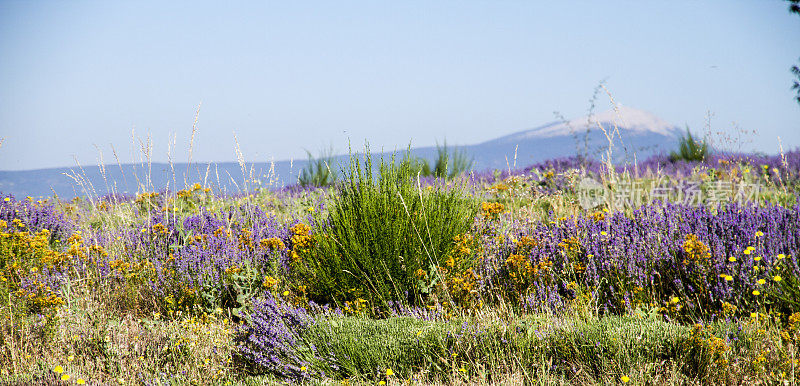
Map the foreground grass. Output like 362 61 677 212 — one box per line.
3 293 796 385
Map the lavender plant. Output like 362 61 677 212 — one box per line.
234 294 316 381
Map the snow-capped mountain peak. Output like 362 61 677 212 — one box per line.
497 106 681 143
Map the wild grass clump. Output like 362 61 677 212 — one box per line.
297 309 782 384
402 141 473 179
298 148 337 187
297 146 477 312
670 128 709 162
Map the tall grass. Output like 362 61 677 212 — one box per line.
399 141 473 180
430 140 473 179
670 128 709 162
298 147 338 187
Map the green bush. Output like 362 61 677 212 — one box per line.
299 146 477 312
298 148 338 187
430 140 473 179
670 128 709 162
397 141 473 180
398 155 432 178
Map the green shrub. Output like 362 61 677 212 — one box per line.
670 128 709 162
298 148 337 187
397 141 473 180
299 146 477 312
397 156 432 177
430 140 473 179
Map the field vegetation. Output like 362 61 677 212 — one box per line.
2 140 800 385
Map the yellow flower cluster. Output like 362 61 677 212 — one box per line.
259 237 285 250
682 234 711 265
108 259 130 273
176 183 210 199
289 223 313 263
780 312 800 344
343 298 368 315
15 281 64 311
223 265 242 276
135 192 161 210
558 237 581 257
490 182 509 193
685 324 730 367
433 234 481 308
514 236 538 253
451 234 473 259
480 201 504 220
151 222 169 235
721 302 738 317
238 227 254 250
65 233 87 261
505 251 553 293
589 211 605 222
0 225 73 316
446 268 480 307
213 226 232 239
262 276 279 289
88 243 108 259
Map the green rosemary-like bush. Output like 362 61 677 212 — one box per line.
670 128 709 162
430 140 473 179
301 145 477 312
298 148 337 187
400 141 473 179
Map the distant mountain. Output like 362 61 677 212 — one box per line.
0 106 682 198
465 105 683 170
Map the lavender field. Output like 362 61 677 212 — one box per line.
2 149 800 385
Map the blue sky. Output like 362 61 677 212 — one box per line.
1 0 798 170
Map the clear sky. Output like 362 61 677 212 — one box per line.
1 0 798 171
